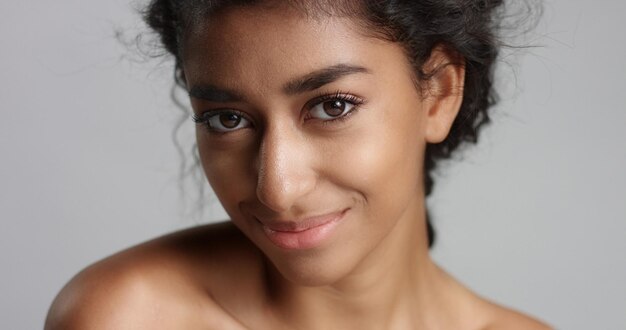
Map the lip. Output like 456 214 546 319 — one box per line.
258 208 348 250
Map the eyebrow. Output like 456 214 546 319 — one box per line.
187 63 370 102
188 84 244 103
283 64 370 95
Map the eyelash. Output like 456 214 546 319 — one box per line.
192 109 250 134
192 90 365 133
304 91 364 125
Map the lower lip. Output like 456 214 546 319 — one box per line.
261 210 347 250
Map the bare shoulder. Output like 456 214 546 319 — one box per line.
481 302 552 330
45 222 262 330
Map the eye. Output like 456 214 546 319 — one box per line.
307 93 363 121
192 110 252 133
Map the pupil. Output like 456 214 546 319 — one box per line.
220 114 241 128
323 100 345 117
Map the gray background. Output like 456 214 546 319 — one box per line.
1 0 624 329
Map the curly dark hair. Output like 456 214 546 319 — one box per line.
143 0 508 248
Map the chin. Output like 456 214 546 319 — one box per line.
263 247 357 287
274 265 351 288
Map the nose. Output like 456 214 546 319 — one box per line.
255 123 316 213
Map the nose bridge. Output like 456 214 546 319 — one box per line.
256 121 314 213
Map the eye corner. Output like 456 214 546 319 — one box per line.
191 113 205 124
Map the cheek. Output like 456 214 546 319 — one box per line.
320 103 426 218
196 133 255 217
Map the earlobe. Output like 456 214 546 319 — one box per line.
423 46 465 144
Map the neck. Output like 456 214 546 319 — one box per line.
266 199 457 329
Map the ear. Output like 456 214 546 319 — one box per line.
422 45 465 144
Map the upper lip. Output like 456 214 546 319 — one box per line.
256 208 348 232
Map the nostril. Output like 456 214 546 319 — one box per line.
256 177 295 213
256 165 317 213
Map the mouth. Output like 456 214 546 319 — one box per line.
258 208 349 250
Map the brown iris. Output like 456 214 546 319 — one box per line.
219 113 242 129
323 100 346 117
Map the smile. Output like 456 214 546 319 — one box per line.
259 208 349 250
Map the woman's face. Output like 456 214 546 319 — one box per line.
183 5 457 285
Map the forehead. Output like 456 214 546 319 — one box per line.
181 4 412 95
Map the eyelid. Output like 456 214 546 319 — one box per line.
192 109 252 133
191 108 250 120
302 91 365 124
303 91 365 111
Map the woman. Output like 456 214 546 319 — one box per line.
46 0 550 328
